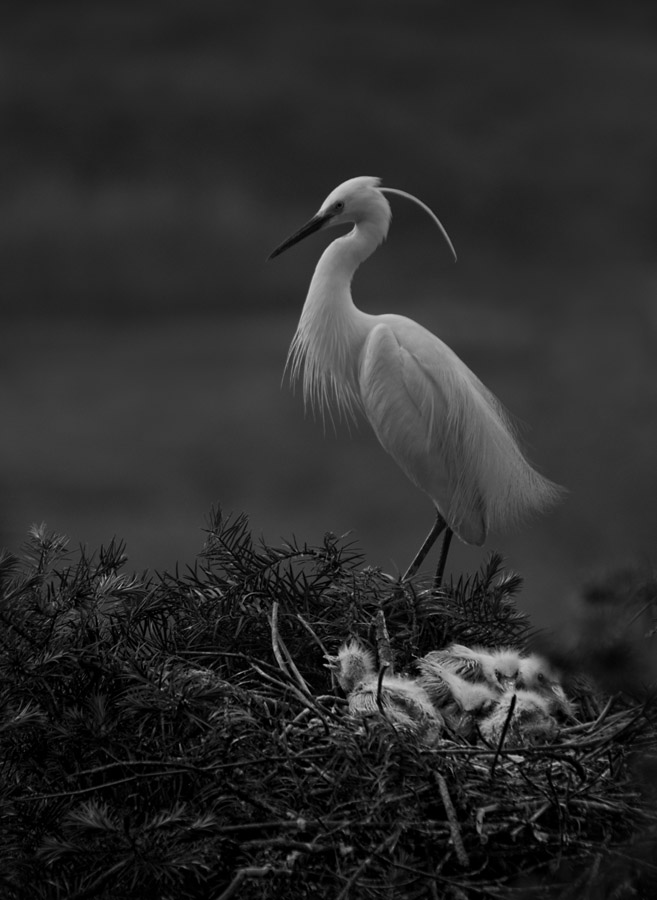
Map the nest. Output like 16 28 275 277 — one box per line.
0 511 656 899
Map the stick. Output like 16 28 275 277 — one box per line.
489 693 517 780
374 608 394 674
436 773 469 867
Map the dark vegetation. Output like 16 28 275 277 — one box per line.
1 511 656 898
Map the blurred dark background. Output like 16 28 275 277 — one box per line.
2 0 657 615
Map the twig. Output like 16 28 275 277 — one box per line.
581 695 615 733
510 801 552 839
278 634 312 696
489 693 517 781
270 601 291 677
219 818 307 835
251 664 334 729
335 834 398 900
374 608 394 674
241 838 328 852
270 601 310 694
436 773 470 867
15 771 191 802
215 866 278 900
376 663 390 716
295 612 331 658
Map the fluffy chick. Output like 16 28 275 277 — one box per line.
480 689 558 747
326 640 377 694
419 643 522 696
328 640 442 732
416 659 499 738
516 654 575 718
419 661 499 713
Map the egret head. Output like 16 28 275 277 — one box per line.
268 176 457 261
268 176 390 259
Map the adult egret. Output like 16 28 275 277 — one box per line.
326 640 443 731
269 176 560 581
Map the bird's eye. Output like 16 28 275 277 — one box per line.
333 200 345 212
537 673 546 683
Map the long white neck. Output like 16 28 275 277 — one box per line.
286 222 383 420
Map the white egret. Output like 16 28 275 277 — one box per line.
269 176 561 581
326 641 443 731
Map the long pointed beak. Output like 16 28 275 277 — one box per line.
267 211 332 260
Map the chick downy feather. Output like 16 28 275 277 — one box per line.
419 643 522 693
516 654 575 717
416 658 499 713
480 689 558 746
329 640 443 731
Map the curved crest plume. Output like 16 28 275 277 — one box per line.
380 186 457 262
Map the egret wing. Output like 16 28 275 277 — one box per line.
358 322 486 544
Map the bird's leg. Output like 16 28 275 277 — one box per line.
435 528 454 587
403 512 446 581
